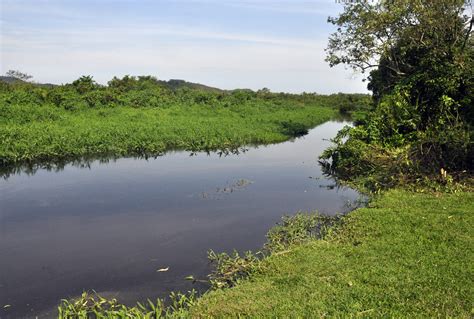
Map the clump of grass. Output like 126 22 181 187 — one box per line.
207 250 262 289
58 290 197 319
205 212 339 289
265 213 338 252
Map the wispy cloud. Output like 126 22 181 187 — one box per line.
0 0 364 93
159 0 341 15
2 23 323 51
200 0 341 16
1 0 81 19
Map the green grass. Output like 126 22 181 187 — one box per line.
0 98 335 166
190 189 474 318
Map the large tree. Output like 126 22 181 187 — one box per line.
5 70 33 82
326 0 473 126
322 0 473 181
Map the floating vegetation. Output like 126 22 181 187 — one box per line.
199 178 254 200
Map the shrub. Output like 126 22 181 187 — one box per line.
280 121 308 137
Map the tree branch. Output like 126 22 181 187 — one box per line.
461 16 473 50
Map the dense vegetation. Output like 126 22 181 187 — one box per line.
321 0 473 191
0 75 369 170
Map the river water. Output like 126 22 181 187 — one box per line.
0 121 360 318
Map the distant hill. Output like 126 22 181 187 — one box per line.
0 76 23 84
158 79 225 92
0 76 224 92
0 76 56 88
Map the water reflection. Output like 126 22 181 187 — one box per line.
0 147 252 180
0 121 360 318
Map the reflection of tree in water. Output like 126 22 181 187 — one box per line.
0 147 249 179
188 147 248 157
0 155 116 179
312 160 368 213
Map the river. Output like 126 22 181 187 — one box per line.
0 120 360 318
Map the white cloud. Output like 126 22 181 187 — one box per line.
2 23 323 49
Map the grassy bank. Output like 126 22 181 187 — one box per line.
0 77 374 167
0 100 335 165
190 189 473 317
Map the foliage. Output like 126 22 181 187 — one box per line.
322 0 474 190
0 75 365 167
320 118 472 192
280 121 308 137
71 75 99 94
190 190 474 317
58 290 197 319
5 70 33 82
328 93 372 115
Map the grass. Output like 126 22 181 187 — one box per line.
0 77 371 167
189 189 474 318
0 96 335 166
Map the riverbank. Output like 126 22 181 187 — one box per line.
0 101 336 166
189 189 473 317
0 78 373 167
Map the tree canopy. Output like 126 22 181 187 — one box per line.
322 0 473 189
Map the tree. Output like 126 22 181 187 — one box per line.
321 0 473 183
326 1 472 73
326 0 473 127
5 70 33 82
71 75 98 94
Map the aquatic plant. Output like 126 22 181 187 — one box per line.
205 212 340 289
265 213 339 252
57 290 197 319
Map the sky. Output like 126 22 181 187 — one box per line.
0 0 368 93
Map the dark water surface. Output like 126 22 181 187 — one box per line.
0 121 360 318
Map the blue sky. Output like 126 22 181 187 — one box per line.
0 0 367 93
